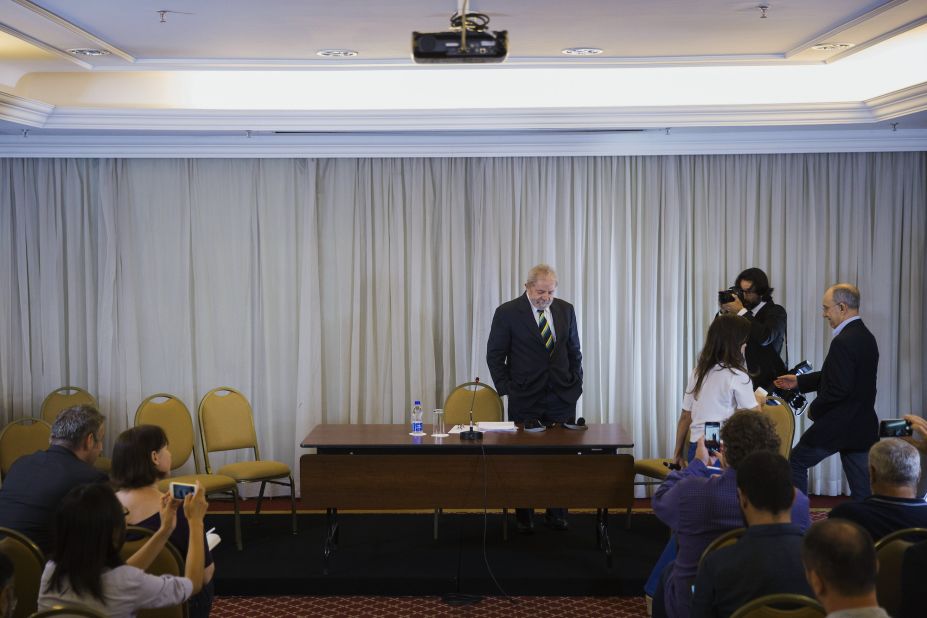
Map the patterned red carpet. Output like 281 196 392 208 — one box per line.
212 595 648 617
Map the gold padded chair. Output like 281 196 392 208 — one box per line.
443 381 504 426
119 526 188 618
763 398 796 459
135 393 242 550
698 527 746 569
0 526 45 618
435 382 505 539
39 387 110 474
0 419 51 481
197 387 297 542
873 527 927 616
40 387 96 425
28 608 106 617
730 594 825 618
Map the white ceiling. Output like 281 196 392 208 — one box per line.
1 0 927 147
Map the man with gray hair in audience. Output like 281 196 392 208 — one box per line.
0 404 108 553
828 438 927 540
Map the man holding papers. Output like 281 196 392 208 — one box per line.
486 264 584 533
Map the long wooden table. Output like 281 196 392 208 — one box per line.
299 423 635 571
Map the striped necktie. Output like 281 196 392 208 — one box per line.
537 310 554 354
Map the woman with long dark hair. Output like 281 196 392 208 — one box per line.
38 481 206 616
672 313 764 468
111 425 215 618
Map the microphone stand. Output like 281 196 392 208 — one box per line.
459 376 484 441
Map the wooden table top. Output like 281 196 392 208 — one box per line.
300 423 633 451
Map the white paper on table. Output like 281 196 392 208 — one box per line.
477 421 517 432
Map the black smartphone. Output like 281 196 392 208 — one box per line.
879 419 913 438
705 421 721 451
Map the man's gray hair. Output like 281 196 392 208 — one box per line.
526 264 558 287
50 404 105 449
869 438 920 487
830 283 861 310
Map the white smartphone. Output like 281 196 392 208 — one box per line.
169 481 196 500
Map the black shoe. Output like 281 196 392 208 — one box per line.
516 516 534 535
544 513 569 531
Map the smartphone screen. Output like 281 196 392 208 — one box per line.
879 419 913 438
171 483 196 500
705 422 721 451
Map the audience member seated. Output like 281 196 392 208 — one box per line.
0 552 13 618
37 482 207 616
828 438 927 540
690 450 813 617
653 410 811 618
802 519 888 617
112 425 215 618
0 405 108 553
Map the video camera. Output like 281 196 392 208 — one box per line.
772 360 813 413
718 286 744 305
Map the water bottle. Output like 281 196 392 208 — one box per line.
411 400 424 435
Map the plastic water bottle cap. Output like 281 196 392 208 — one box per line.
414 400 421 405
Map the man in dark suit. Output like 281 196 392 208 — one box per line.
0 404 108 552
719 267 787 392
775 283 879 500
487 264 583 532
690 450 812 618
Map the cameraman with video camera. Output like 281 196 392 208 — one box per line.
719 268 787 393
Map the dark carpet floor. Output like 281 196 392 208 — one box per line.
208 511 669 597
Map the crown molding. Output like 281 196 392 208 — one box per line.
1 128 924 158
9 0 135 62
867 82 927 120
0 91 53 126
36 102 879 132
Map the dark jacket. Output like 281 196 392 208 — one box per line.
0 445 108 553
486 294 582 421
743 301 787 391
797 319 879 451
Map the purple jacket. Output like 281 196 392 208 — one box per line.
653 459 811 618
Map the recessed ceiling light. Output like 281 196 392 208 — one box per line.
316 49 358 58
811 43 855 52
67 48 111 57
561 47 603 56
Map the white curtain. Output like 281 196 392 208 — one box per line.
2 154 925 497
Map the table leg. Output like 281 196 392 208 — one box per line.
323 507 339 574
597 508 613 569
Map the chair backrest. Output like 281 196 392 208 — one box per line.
874 527 927 616
29 607 107 617
0 526 46 618
40 387 96 425
197 387 259 472
119 526 188 618
135 394 198 473
0 419 51 479
763 399 796 459
443 382 504 426
698 527 746 570
730 594 825 618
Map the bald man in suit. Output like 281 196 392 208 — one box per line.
487 264 583 532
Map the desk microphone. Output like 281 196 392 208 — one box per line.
459 376 484 441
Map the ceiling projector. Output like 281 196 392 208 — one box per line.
412 30 508 63
412 9 507 64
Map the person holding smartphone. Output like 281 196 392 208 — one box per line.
672 314 765 469
111 425 216 618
